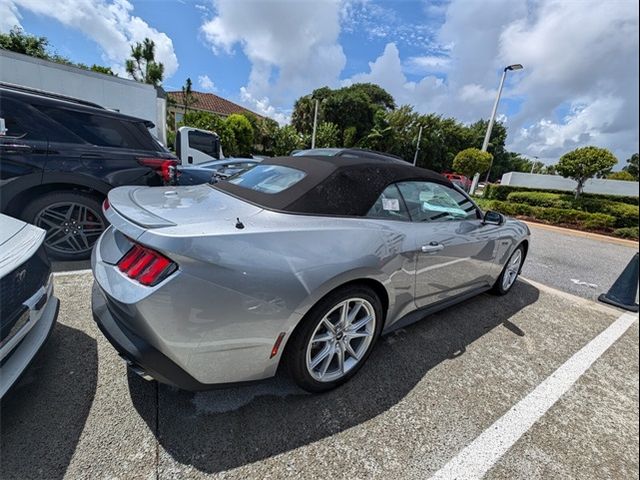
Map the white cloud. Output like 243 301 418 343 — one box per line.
404 55 450 74
347 42 448 113
197 74 215 91
239 87 290 125
458 84 496 104
498 0 639 163
0 1 21 31
347 0 638 164
201 0 346 118
3 0 179 79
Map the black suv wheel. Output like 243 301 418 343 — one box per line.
23 191 107 261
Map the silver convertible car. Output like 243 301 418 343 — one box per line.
92 155 529 392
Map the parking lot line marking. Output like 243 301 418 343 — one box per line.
53 269 92 277
429 311 638 480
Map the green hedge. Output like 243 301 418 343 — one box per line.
483 184 639 205
479 199 616 230
504 191 639 228
612 227 639 240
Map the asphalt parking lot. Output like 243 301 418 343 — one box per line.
1 269 637 479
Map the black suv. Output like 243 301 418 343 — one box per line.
0 84 177 261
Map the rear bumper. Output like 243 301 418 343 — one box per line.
0 280 59 398
91 282 210 390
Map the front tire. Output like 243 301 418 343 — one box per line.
22 191 107 261
491 245 525 295
286 285 383 393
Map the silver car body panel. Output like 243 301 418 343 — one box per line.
93 185 529 385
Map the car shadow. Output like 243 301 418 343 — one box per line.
0 323 98 480
130 281 539 474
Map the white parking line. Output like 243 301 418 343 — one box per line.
53 269 92 277
429 311 638 480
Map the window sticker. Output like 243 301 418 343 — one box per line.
382 198 400 211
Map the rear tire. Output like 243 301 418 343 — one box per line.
286 285 383 393
491 245 525 295
22 191 107 261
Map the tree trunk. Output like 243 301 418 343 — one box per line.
575 178 584 199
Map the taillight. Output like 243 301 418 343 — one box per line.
138 157 178 183
117 243 176 286
102 197 110 212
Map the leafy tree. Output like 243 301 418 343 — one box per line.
622 153 639 180
452 148 493 178
273 125 303 156
607 171 636 181
343 126 357 148
360 110 397 152
181 77 196 114
314 122 340 148
0 27 48 58
179 110 236 157
224 114 254 157
126 38 164 86
555 146 618 198
291 83 395 143
88 64 115 75
1 27 114 74
291 95 317 135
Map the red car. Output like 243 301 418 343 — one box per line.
442 173 472 192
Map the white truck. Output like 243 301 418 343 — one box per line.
175 126 224 165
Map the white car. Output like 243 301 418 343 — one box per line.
0 213 59 397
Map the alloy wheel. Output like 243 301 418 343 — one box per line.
35 202 105 256
502 248 523 291
305 297 376 383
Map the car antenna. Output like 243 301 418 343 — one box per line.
235 217 245 229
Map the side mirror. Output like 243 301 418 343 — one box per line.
483 210 504 226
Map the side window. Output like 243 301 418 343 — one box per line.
0 98 63 141
37 106 156 150
188 130 220 157
396 181 479 222
366 184 410 221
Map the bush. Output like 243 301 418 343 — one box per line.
504 191 639 228
480 200 616 231
483 184 639 205
506 191 573 209
612 227 639 240
452 148 493 178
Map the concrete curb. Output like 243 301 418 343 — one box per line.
524 221 638 247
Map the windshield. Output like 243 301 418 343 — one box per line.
227 164 306 193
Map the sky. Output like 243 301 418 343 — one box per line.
1 0 638 165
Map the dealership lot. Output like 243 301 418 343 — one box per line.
2 270 637 479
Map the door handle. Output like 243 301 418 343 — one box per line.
421 242 444 253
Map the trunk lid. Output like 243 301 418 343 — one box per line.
107 185 263 228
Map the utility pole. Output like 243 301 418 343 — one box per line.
413 125 423 166
311 99 319 149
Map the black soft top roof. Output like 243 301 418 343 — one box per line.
214 155 453 216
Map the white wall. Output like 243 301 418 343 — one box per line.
0 50 166 143
501 172 639 197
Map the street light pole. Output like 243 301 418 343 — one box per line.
311 99 319 149
470 64 523 192
413 125 423 166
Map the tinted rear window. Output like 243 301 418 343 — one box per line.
227 165 305 194
0 97 80 142
36 106 158 150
